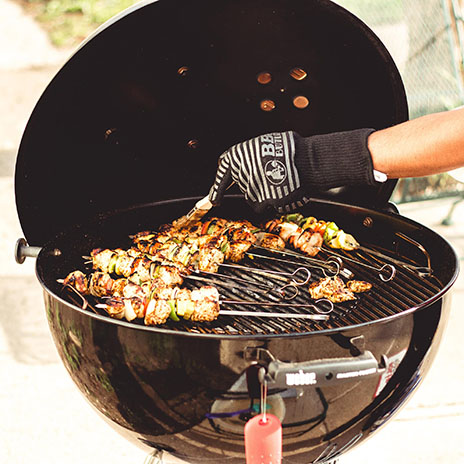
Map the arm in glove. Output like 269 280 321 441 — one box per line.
209 128 379 213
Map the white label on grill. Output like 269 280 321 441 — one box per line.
336 367 378 379
374 348 407 397
286 370 317 386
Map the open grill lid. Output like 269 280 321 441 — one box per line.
15 0 408 246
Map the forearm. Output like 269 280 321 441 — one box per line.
368 107 464 179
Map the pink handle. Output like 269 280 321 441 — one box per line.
244 413 282 464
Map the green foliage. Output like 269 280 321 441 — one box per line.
21 0 139 47
335 0 404 25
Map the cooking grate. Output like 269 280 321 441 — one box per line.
62 239 443 336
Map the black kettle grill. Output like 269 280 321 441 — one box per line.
14 0 459 463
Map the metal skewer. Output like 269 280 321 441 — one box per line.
218 263 311 284
220 299 334 315
218 309 330 321
359 246 431 277
321 247 396 282
183 273 300 300
246 251 353 279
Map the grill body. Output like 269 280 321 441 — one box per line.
36 198 458 463
15 0 458 461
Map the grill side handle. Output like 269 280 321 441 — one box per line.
15 238 60 264
15 238 42 264
259 351 386 388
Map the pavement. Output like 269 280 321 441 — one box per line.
0 1 463 463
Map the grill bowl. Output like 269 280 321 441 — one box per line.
35 197 458 463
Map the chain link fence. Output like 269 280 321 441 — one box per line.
333 0 464 205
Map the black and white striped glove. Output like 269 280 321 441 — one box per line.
209 129 379 213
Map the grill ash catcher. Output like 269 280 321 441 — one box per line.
13 0 459 463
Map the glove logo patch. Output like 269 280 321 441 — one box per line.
264 159 287 185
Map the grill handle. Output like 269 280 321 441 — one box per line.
15 238 60 264
15 238 42 264
260 351 385 388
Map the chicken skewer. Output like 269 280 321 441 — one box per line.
61 270 331 325
280 213 360 250
61 270 219 323
95 295 331 323
264 218 324 257
278 214 401 281
133 217 346 278
88 247 310 298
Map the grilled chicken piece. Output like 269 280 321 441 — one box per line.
266 219 299 241
89 272 117 297
346 280 372 293
114 253 135 277
145 286 175 326
91 249 117 274
63 270 88 294
290 229 323 256
128 256 153 282
152 264 184 287
254 232 286 250
112 278 130 296
198 245 224 273
190 286 220 322
98 298 126 319
224 225 257 244
265 219 322 256
225 240 252 262
308 276 356 303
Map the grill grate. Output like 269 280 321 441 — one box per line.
63 241 443 336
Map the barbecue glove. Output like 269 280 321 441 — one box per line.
209 129 379 213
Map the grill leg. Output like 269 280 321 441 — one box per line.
441 194 464 225
144 450 164 464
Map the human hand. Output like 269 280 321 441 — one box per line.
209 128 378 213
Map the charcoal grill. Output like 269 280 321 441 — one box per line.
14 0 459 463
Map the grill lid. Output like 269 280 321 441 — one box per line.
15 0 408 246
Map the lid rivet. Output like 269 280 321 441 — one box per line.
293 96 309 109
257 72 272 85
260 99 276 112
188 139 199 149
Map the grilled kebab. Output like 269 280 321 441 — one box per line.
61 215 369 326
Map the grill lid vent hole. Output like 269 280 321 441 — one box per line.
290 67 308 81
293 96 310 109
260 99 276 112
257 72 272 85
